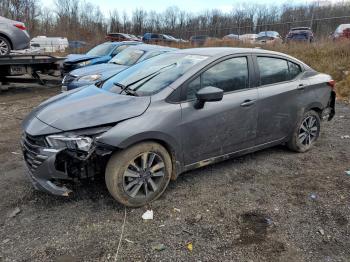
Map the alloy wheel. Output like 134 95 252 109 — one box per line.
123 152 166 198
0 40 9 55
298 115 318 147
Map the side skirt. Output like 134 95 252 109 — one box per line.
182 137 287 173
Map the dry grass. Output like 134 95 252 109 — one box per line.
166 40 350 100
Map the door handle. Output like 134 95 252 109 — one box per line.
297 84 305 90
240 99 255 107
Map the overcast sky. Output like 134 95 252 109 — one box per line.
43 0 341 16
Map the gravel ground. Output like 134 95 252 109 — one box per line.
0 86 349 262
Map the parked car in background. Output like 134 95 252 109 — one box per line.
239 34 258 44
142 33 178 44
0 16 30 55
30 36 69 52
22 47 335 207
62 41 141 74
256 31 283 45
68 40 87 49
105 33 141 42
285 27 314 43
223 34 239 41
62 44 177 91
189 35 211 46
331 24 350 41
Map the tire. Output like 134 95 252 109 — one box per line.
287 110 321 153
105 142 172 207
0 36 11 56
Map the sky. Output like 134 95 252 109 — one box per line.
43 0 342 16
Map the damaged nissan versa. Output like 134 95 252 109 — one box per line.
21 47 336 207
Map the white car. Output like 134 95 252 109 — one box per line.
30 36 69 53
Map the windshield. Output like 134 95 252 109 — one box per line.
109 49 145 66
87 43 115 56
258 31 278 37
102 53 208 96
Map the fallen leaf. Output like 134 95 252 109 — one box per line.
186 242 193 252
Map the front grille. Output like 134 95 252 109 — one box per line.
21 134 48 172
62 74 77 84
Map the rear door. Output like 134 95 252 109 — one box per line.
180 55 259 165
253 55 307 145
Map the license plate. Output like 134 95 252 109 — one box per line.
10 66 27 75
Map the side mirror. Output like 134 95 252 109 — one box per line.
195 86 223 109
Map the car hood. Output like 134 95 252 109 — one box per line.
22 86 151 136
64 54 100 63
71 63 128 77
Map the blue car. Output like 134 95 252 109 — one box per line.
62 44 177 91
62 41 141 74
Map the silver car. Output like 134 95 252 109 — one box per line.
0 16 30 55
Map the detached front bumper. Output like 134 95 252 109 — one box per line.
21 134 72 196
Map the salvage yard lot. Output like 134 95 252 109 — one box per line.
0 86 349 261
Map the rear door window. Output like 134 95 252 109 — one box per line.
288 61 302 79
257 57 289 85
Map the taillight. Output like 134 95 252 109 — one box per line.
327 80 336 89
14 23 26 30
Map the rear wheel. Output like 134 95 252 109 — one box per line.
105 142 172 207
287 110 321 152
0 37 11 55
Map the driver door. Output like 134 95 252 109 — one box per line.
180 56 258 165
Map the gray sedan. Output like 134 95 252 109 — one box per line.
0 16 30 55
21 47 335 207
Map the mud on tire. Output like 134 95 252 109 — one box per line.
287 110 321 153
105 142 172 207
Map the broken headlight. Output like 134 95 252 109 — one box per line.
77 60 92 67
78 74 101 82
46 135 93 152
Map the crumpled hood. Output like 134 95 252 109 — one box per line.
22 86 150 135
64 54 100 63
71 63 128 78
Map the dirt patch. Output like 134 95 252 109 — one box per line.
0 86 350 261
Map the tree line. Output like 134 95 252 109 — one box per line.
1 0 350 44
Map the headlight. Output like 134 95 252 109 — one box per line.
78 74 101 82
77 60 92 67
46 135 93 152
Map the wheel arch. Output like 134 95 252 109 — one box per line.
305 102 324 117
109 132 183 180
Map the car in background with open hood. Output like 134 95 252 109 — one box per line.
62 41 141 74
62 44 177 91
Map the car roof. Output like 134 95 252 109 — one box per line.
126 44 177 52
172 47 308 65
103 41 140 46
291 27 311 30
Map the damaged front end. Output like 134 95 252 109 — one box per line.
21 126 114 196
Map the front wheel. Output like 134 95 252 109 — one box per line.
287 110 321 152
105 142 172 207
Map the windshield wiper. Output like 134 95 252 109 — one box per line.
114 82 138 96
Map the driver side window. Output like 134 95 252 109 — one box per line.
186 57 249 100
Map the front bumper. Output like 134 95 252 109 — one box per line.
21 134 72 196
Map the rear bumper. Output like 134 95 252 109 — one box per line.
11 30 30 50
322 91 336 121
